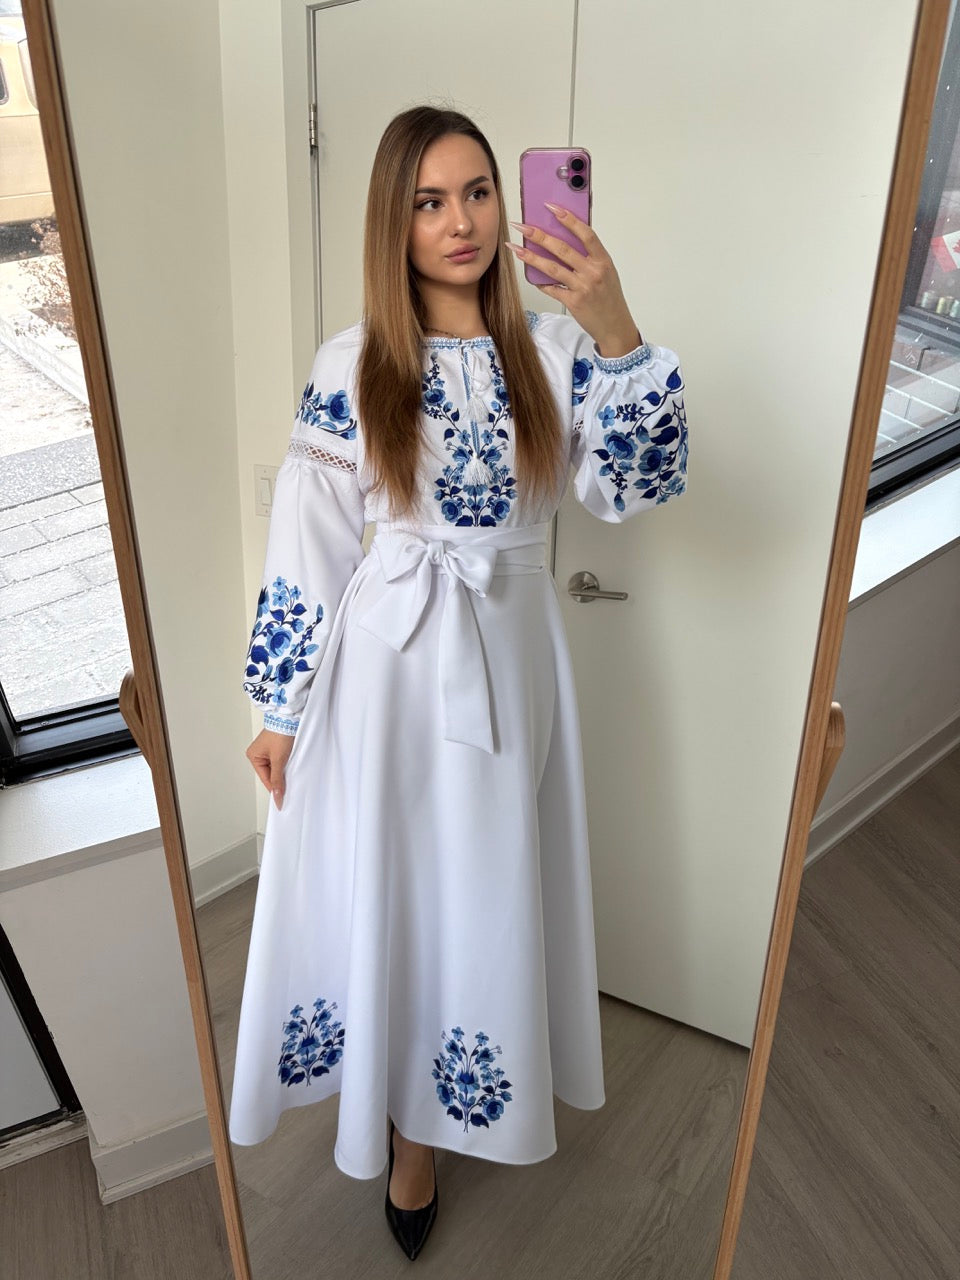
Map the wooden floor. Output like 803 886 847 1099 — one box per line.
733 745 960 1280
0 1135 231 1280
1 746 957 1279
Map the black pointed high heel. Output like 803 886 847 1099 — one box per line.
384 1117 438 1261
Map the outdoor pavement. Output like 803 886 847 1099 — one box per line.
0 339 130 722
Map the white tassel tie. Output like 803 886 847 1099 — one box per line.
463 354 494 486
463 453 493 486
463 350 499 483
467 391 490 424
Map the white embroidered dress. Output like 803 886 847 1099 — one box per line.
228 309 687 1179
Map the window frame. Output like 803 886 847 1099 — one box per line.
0 690 137 786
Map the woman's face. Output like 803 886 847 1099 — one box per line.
407 133 501 289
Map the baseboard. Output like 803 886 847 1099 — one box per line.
189 833 260 907
87 1110 213 1204
806 710 960 867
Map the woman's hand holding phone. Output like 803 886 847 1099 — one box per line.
505 207 642 359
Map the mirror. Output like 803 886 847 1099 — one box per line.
17 0 949 1276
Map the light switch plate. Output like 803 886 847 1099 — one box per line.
255 464 278 516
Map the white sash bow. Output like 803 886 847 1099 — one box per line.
356 522 550 753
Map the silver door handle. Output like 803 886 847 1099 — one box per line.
567 570 629 603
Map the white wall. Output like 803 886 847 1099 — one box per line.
812 542 960 850
49 0 254 874
0 753 210 1199
2 846 208 1153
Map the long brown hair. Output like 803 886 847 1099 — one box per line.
356 105 566 523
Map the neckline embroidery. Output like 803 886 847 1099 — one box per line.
420 310 541 348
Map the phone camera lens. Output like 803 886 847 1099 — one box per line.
570 174 585 189
569 156 585 172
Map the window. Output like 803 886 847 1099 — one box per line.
0 5 136 783
870 0 960 506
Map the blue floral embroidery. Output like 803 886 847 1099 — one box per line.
592 366 688 512
421 352 461 431
243 575 323 711
432 1026 513 1131
572 355 593 406
484 349 511 427
424 352 517 527
297 382 357 439
278 997 344 1087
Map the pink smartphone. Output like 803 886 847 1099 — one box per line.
518 147 592 286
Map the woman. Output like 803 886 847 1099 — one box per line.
229 104 687 1261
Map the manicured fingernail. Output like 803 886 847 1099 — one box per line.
544 201 565 215
503 240 523 253
508 220 533 233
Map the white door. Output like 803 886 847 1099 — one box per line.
555 0 916 1047
309 0 737 1044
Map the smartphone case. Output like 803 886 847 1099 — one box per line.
518 147 592 287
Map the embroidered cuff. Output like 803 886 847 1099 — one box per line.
265 711 299 736
592 340 655 375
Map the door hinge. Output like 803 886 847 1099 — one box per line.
308 102 317 152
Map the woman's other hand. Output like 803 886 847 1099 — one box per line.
505 206 641 358
246 728 294 810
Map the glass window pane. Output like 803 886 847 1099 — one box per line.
0 9 131 722
879 324 960 459
876 10 960 464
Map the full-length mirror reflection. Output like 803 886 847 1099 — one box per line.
37 0 932 1275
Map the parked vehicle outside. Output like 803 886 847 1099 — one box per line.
0 1 54 254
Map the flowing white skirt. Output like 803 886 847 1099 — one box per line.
227 519 606 1179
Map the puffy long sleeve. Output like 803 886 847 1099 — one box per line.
537 312 688 522
242 336 366 736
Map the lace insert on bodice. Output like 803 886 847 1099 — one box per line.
286 436 356 473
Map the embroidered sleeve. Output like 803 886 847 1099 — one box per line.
285 436 357 473
242 340 365 736
539 312 688 522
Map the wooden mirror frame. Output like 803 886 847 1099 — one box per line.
19 1 949 1275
